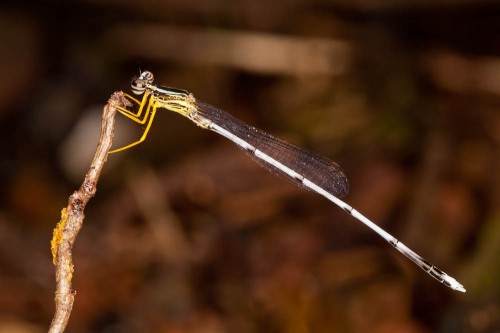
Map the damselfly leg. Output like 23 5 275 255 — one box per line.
110 93 159 153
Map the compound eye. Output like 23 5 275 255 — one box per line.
139 71 154 84
131 78 147 95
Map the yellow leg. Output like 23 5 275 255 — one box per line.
116 93 151 124
110 102 159 153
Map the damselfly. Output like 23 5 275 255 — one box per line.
112 71 465 292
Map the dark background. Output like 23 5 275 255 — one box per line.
0 1 499 332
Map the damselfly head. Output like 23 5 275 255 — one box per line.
130 71 154 95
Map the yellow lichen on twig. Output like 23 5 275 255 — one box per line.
51 208 67 265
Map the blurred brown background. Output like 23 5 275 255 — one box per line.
0 1 499 332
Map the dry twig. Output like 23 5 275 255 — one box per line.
48 91 130 333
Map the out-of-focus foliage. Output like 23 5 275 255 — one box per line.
0 1 498 332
